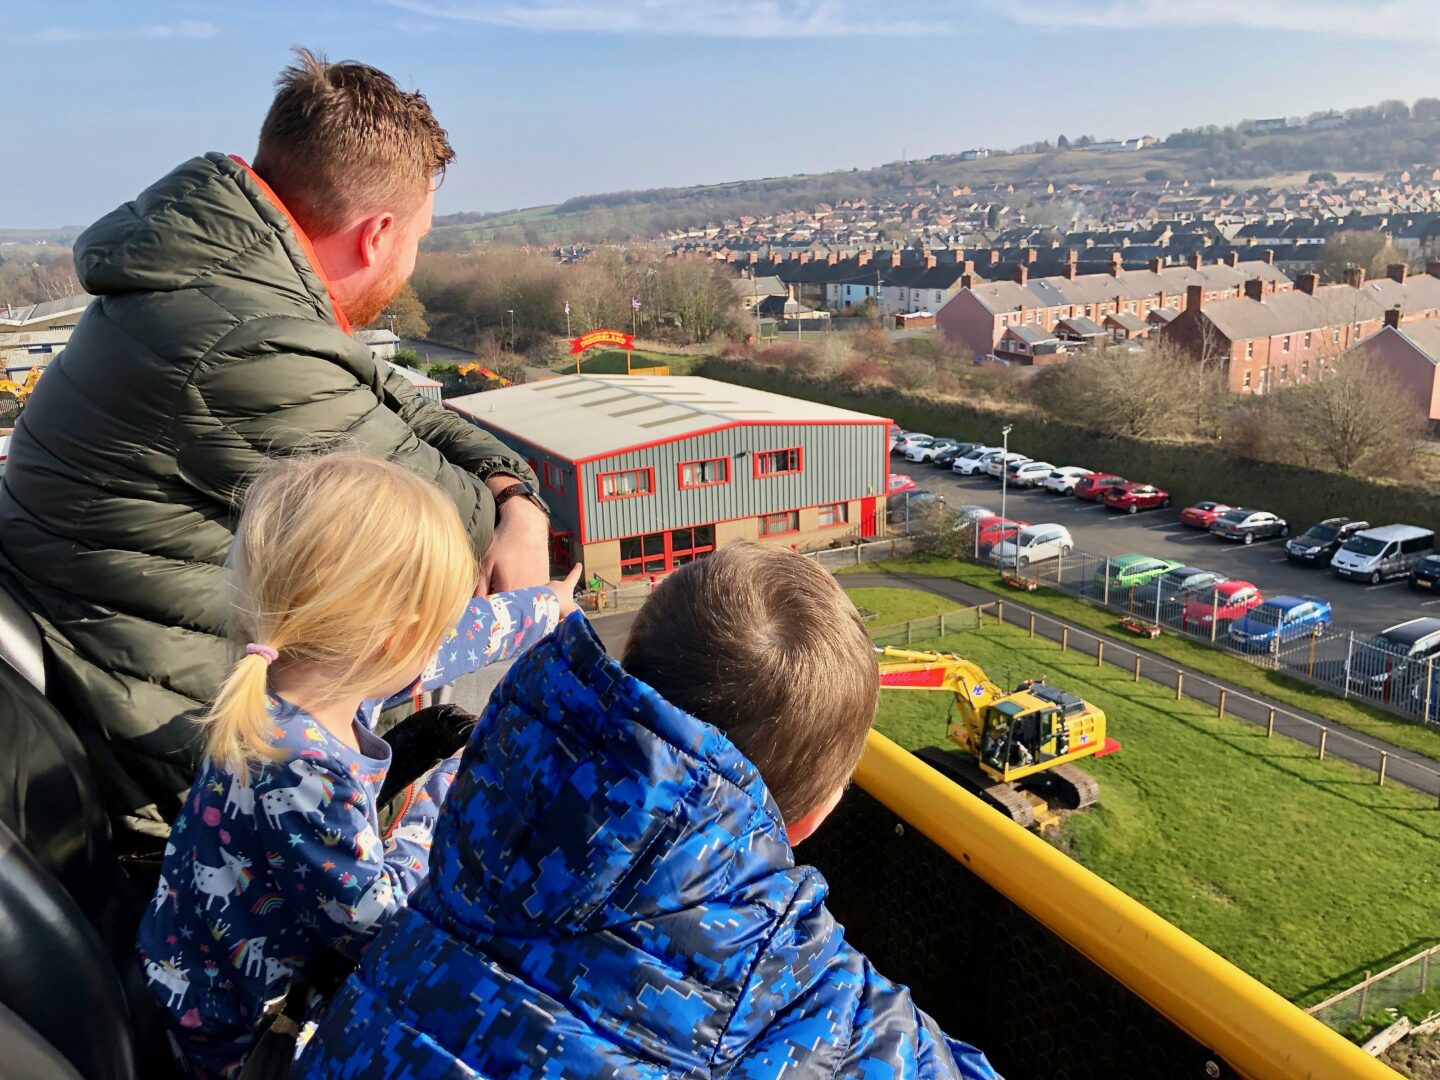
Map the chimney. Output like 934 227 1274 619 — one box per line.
1244 278 1264 302
924 253 937 269
1188 252 1203 270
747 253 759 266
1148 256 1164 274
723 251 735 263
1026 247 1039 265
1108 252 1123 277
1261 249 1275 265
1426 260 1440 278
1223 251 1239 267
1296 272 1319 295
988 249 1001 266
1387 263 1408 284
796 251 811 264
1186 284 1204 310
961 260 975 275
960 273 975 289
1013 264 1029 285
1061 260 1077 281
1342 265 1366 288
856 250 872 267
1385 305 1403 329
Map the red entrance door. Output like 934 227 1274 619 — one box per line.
860 496 878 539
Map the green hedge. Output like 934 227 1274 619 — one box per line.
698 358 1440 533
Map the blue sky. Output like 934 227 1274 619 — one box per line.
7 0 1440 228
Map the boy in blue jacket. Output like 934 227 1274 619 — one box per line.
298 542 1001 1078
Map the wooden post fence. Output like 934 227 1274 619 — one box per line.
1061 627 1069 652
1318 727 1328 760
1096 642 1105 668
1029 613 1035 639
1377 752 1388 786
1133 655 1142 682
1266 708 1275 738
1175 672 1184 701
1217 689 1227 718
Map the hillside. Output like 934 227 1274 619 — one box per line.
426 104 1440 248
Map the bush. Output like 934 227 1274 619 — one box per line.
840 357 893 385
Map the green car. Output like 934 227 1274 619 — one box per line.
1092 554 1181 596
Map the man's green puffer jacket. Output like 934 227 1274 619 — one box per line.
0 152 534 846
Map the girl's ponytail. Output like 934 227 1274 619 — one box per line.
203 645 283 773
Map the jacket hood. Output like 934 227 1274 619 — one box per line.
74 153 341 329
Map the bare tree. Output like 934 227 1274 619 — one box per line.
1279 354 1426 474
1032 341 1191 438
1311 231 1410 281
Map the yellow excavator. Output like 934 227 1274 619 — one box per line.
0 367 43 403
457 362 512 388
877 646 1120 829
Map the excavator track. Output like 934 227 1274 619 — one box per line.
914 746 1035 829
1036 762 1101 811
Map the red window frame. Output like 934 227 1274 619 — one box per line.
597 466 655 501
754 446 803 479
541 461 566 494
618 525 716 579
818 502 849 528
759 510 800 537
678 456 731 489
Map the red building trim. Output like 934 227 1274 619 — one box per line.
541 460 566 495
758 509 801 537
677 456 732 489
753 446 804 479
596 466 656 502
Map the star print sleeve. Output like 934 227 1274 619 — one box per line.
252 754 428 958
400 586 562 701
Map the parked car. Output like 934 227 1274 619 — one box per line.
1132 566 1228 611
990 524 1074 568
1331 524 1436 584
953 446 1002 476
987 452 1031 480
1284 517 1370 565
1043 466 1092 495
933 442 981 468
1209 508 1289 545
1227 596 1332 654
1179 501 1233 530
1181 580 1263 630
1102 482 1171 515
1346 617 1440 699
892 432 933 456
887 473 917 496
1009 460 1056 488
1073 473 1127 502
971 515 1030 555
1411 553 1440 591
905 437 962 464
1092 554 1181 596
888 489 942 523
953 504 995 526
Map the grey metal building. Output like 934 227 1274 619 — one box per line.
447 374 889 582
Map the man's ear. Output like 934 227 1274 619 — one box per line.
357 211 397 269
785 785 846 846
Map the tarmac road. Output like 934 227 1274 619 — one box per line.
891 455 1434 639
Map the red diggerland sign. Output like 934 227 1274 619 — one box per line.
568 329 635 355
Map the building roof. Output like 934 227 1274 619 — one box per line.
1106 310 1148 332
446 374 885 462
1357 273 1440 316
387 362 441 388
731 274 788 299
0 293 92 327
959 259 1290 315
1003 324 1059 345
1199 285 1385 342
1371 321 1440 365
1056 316 1107 337
356 328 400 345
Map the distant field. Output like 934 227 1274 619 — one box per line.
557 348 697 375
852 587 1440 1007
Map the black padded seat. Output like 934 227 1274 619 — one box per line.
0 999 85 1080
0 575 46 693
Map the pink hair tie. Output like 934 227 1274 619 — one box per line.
244 643 279 665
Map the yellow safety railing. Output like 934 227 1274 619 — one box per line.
854 731 1395 1080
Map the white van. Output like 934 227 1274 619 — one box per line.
1331 524 1436 584
990 524 1074 568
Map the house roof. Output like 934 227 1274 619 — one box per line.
1147 307 1180 324
1003 324 1059 345
1357 273 1440 316
387 362 441 388
1106 311 1148 332
445 374 886 462
959 259 1290 315
1198 285 1385 342
731 274 788 299
0 293 92 327
1056 316 1107 337
1376 321 1440 365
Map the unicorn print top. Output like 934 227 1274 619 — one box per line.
137 587 561 1078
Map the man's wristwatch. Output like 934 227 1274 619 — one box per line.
492 480 549 523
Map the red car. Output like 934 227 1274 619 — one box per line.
1072 473 1127 501
973 515 1029 552
888 473 917 496
1180 501 1233 530
1103 482 1171 514
1182 580 1263 630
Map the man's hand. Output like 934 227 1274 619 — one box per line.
477 477 550 594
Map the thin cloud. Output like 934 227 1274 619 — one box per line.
994 0 1436 40
32 20 219 43
380 0 946 37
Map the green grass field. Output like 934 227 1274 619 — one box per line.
558 348 699 376
848 587 1440 1006
843 556 1440 761
845 586 961 626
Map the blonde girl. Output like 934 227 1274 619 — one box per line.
137 452 577 1078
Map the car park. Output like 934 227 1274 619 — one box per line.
1331 524 1436 584
1284 517 1370 566
1009 461 1057 488
972 515 1029 555
888 488 943 523
1092 554 1182 596
1043 467 1092 494
1072 473 1127 502
1412 554 1440 591
932 442 981 468
1179 501 1233 530
1345 617 1440 699
953 446 1002 476
953 504 995 526
1132 566 1228 610
1181 580 1263 630
892 432 933 455
1102 482 1171 515
990 524 1073 568
1227 596 1332 654
987 452 1031 480
1209 508 1289 545
887 473 917 496
905 437 962 464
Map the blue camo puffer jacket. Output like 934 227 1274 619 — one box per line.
297 613 1000 1079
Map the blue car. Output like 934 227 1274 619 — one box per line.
1227 595 1332 654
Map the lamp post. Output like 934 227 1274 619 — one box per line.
1000 424 1014 571
507 309 515 352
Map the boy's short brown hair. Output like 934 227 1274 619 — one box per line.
622 542 879 824
252 48 455 237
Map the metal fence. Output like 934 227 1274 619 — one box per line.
1307 945 1440 1034
927 521 1440 730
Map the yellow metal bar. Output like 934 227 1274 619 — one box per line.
853 731 1394 1080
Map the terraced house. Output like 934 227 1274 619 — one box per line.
446 375 890 583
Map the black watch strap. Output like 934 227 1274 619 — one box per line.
493 481 549 521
